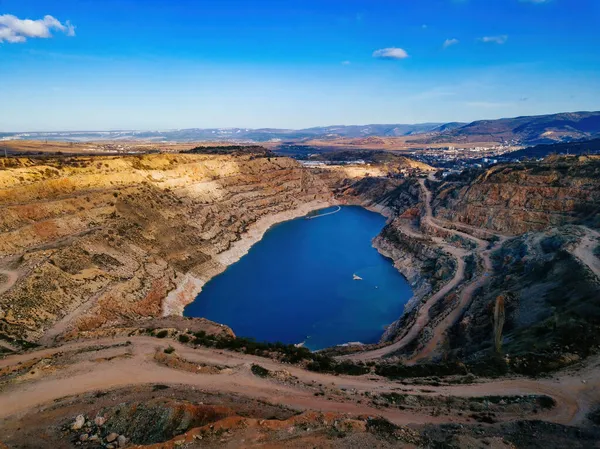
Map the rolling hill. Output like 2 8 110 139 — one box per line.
412 111 600 146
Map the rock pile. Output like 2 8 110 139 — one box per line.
65 414 129 448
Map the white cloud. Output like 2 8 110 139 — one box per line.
341 60 351 65
443 38 460 49
478 35 508 44
372 47 409 60
0 14 75 44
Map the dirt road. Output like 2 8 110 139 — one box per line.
573 227 600 280
346 178 499 362
1 336 597 428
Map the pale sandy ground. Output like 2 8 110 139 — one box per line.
0 269 18 297
0 268 20 352
1 335 598 427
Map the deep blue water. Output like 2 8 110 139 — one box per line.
184 206 413 350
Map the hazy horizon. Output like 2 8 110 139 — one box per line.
3 108 600 135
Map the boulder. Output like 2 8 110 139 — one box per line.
117 435 128 447
71 415 85 431
94 416 106 426
106 432 119 443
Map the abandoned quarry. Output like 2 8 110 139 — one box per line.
0 142 597 448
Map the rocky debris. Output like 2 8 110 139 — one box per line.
94 416 106 426
71 415 85 431
65 414 129 448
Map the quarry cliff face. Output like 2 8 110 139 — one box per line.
432 157 600 235
0 154 333 342
2 151 598 366
315 156 600 367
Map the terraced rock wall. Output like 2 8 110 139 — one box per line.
432 157 600 235
0 154 333 342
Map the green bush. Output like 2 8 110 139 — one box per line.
178 334 190 343
251 364 270 378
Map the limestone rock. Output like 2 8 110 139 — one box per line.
94 416 106 426
71 415 85 431
117 435 128 447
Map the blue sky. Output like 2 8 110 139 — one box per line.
1 0 599 131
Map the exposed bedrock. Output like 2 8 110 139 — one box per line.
432 157 600 235
0 154 334 342
447 225 600 372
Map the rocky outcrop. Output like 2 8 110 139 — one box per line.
375 222 457 343
0 154 333 342
433 156 600 234
447 226 600 372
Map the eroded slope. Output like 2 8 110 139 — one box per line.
0 154 333 343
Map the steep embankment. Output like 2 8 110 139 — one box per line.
0 154 334 343
330 157 600 370
433 156 600 234
447 225 600 373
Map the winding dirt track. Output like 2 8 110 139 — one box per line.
346 175 598 365
346 178 499 362
1 336 598 428
573 228 600 280
410 179 509 362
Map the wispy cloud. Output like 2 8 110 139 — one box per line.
443 38 460 49
372 47 409 60
341 60 351 65
0 14 75 44
520 0 550 3
478 35 508 44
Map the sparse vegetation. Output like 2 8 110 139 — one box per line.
155 330 169 339
251 364 270 377
177 334 190 343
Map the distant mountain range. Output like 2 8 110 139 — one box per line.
0 123 445 143
410 111 600 146
2 111 599 146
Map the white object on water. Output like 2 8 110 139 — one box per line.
353 274 363 281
